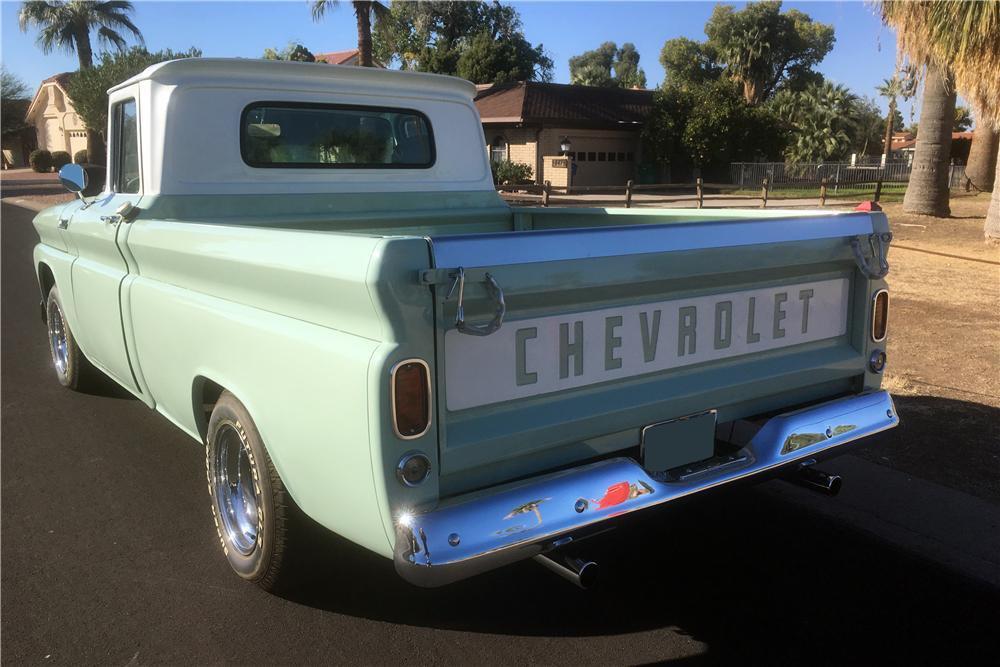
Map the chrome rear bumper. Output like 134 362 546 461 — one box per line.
394 390 898 587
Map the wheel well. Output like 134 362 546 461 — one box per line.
193 376 226 441
38 263 55 299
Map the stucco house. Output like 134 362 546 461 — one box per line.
24 72 88 159
474 81 655 187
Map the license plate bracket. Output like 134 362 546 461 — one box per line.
641 411 717 473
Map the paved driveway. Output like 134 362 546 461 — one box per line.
2 201 998 664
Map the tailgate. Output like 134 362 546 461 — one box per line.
424 212 885 493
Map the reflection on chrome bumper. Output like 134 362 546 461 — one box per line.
394 391 898 587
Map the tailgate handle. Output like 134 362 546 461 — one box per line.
851 232 892 279
448 267 506 337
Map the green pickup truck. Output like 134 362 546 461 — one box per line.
34 59 897 591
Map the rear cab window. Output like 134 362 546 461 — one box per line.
241 102 435 169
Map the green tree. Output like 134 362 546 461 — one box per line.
311 1 389 68
67 46 201 145
374 1 551 81
704 1 834 104
642 79 783 180
659 37 720 88
456 31 552 84
19 0 144 162
1 67 31 136
770 81 859 162
262 43 316 62
855 96 890 157
953 106 973 132
569 42 647 88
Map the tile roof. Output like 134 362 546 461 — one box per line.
314 49 359 65
475 81 655 127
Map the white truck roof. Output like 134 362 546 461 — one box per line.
108 58 493 197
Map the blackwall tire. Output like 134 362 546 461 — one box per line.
206 391 297 591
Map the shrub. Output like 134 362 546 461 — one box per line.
51 151 72 171
491 159 534 185
29 149 52 173
74 149 89 164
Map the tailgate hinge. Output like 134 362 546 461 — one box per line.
851 232 892 279
419 267 506 337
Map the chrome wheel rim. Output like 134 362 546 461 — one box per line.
47 300 69 377
213 424 260 556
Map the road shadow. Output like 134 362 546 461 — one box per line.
854 394 1000 503
276 484 1000 660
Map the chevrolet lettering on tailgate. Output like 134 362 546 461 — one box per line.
445 278 850 410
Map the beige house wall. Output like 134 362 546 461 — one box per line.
486 124 642 187
28 82 88 157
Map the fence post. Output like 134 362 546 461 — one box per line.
695 177 703 209
625 179 633 208
820 177 828 207
760 177 769 209
874 179 882 203
542 180 551 207
835 164 841 193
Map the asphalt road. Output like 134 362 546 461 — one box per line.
3 201 999 665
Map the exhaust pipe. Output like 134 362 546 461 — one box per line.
533 552 599 589
793 459 842 496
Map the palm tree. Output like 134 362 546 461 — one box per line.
965 124 997 193
881 1 1000 237
876 68 915 160
19 1 143 163
901 60 956 217
311 1 389 68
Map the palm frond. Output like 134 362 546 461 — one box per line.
881 0 1000 129
311 0 337 22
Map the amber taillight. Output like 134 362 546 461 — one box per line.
872 290 889 342
391 360 431 439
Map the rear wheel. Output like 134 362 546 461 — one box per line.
206 391 297 591
45 285 94 390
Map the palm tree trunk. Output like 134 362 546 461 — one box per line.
354 2 373 67
966 124 998 192
903 61 956 217
882 97 897 158
986 144 1000 241
72 25 106 166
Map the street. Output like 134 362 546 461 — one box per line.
2 200 999 664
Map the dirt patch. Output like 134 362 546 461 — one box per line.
855 193 1000 503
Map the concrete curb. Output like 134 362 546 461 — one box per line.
761 454 1000 588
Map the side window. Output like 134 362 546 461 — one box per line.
112 99 140 193
490 136 508 164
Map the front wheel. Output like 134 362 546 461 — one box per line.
206 391 297 591
45 285 94 390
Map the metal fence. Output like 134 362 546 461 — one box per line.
730 161 967 189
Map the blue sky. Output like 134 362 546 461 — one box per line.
1 0 919 121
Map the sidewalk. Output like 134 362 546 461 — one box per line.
0 168 73 211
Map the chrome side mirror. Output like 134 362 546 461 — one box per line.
59 163 87 196
59 163 106 199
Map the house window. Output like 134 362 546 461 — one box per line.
626 152 634 162
491 136 508 163
577 152 586 162
598 152 606 162
111 99 140 193
608 152 616 162
617 152 626 161
241 102 434 168
588 152 596 161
